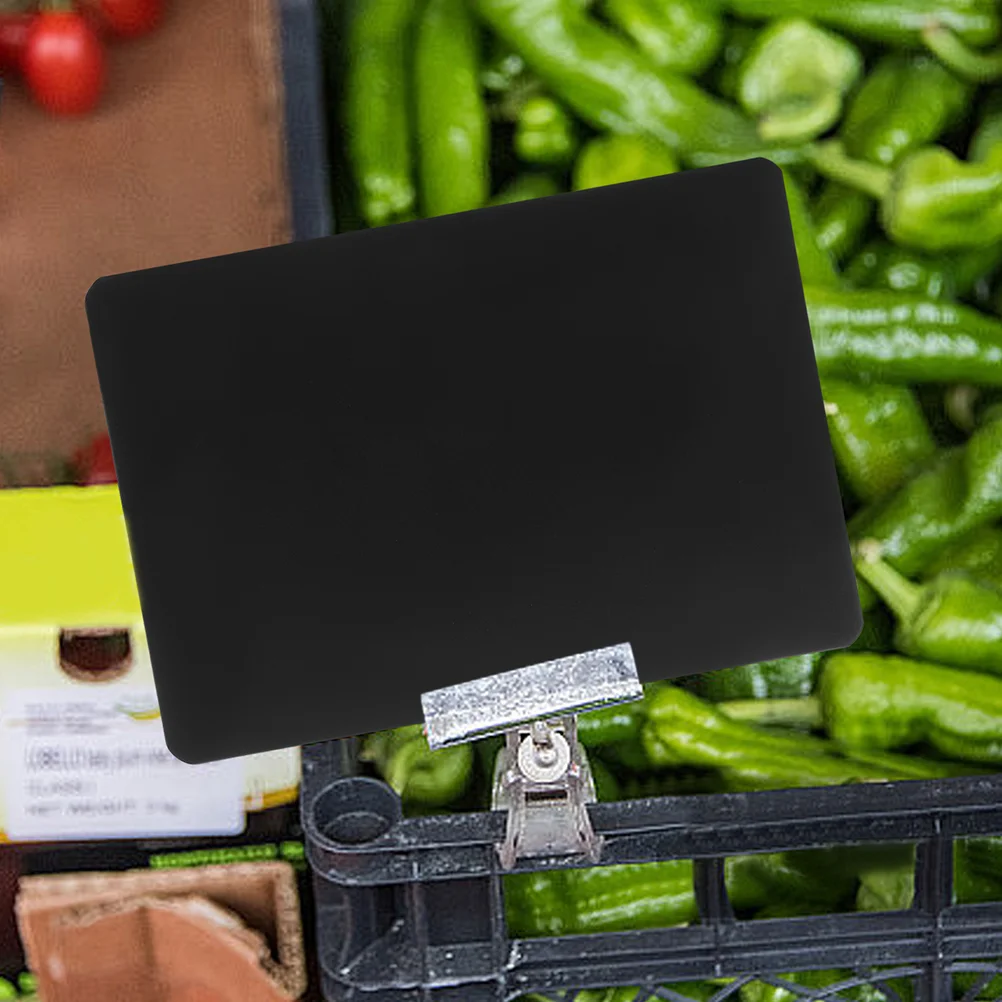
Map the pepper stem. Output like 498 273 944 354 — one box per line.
808 140 892 201
716 696 822 731
944 384 981 433
853 542 923 621
923 23 1002 83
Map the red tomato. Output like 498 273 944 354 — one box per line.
72 432 117 485
23 11 105 115
95 0 161 37
0 14 34 74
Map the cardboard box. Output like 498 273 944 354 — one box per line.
0 0 293 461
16 862 307 1002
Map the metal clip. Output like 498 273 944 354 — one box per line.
491 715 602 869
421 643 641 868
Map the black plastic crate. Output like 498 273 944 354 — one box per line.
279 0 333 242
290 11 1002 998
302 738 1002 1002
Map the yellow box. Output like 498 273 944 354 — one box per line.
0 486 299 841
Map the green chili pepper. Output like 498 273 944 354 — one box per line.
646 685 834 756
841 53 970 168
506 849 863 939
577 700 645 746
805 286 1002 386
838 743 978 779
844 239 1002 303
847 412 1002 608
735 18 862 143
955 837 1002 903
821 378 936 503
946 100 1002 292
714 21 760 101
819 651 1002 763
392 742 474 806
844 241 955 299
713 696 826 730
856 846 916 913
489 173 562 205
812 184 873 263
569 682 666 754
643 685 914 790
359 724 416 770
504 859 699 937
714 696 978 779
601 0 724 76
831 91 1002 267
811 51 968 264
811 138 1002 252
720 0 999 48
726 849 860 913
572 134 679 190
590 754 622 802
922 20 1002 82
362 724 474 807
782 171 840 288
514 94 579 166
471 0 794 165
343 0 421 227
854 546 1002 675
692 652 823 702
921 524 1002 588
414 0 490 218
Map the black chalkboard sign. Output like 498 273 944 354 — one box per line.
86 158 861 764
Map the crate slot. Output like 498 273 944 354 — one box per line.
311 777 402 846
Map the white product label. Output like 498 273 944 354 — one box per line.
2 689 245 840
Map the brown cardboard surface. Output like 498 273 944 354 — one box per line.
0 0 291 461
20 895 292 1002
16 861 306 1000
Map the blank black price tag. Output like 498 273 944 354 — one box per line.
85 158 861 764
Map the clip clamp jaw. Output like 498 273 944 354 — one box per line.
491 715 601 868
421 643 642 869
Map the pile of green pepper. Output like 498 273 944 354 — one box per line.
324 0 1002 995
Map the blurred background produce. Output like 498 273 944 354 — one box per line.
314 0 1002 990
0 0 164 114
